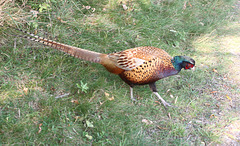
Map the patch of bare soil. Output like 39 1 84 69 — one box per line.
218 1 240 145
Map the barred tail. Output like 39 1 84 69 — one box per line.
14 28 103 63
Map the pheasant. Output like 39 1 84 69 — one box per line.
13 28 195 107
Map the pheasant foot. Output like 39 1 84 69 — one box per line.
153 92 173 108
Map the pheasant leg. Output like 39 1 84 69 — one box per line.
149 82 172 107
130 87 136 101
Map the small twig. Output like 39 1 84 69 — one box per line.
55 93 70 99
37 123 42 134
174 96 178 104
168 112 171 119
18 108 20 118
72 128 79 135
14 38 16 50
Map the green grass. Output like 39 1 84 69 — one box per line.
1 0 240 145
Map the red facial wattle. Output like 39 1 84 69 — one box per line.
185 63 194 69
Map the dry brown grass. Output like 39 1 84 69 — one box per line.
0 0 32 26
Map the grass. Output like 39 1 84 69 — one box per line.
1 0 240 145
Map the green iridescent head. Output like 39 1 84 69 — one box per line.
172 56 195 71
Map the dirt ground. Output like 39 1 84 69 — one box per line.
218 1 240 145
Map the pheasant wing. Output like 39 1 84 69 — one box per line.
108 47 168 71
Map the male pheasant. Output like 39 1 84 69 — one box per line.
13 28 195 107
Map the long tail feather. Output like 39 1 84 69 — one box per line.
13 27 102 63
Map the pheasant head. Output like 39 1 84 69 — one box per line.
172 56 195 71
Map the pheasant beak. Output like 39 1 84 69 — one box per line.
190 65 196 71
189 59 195 71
